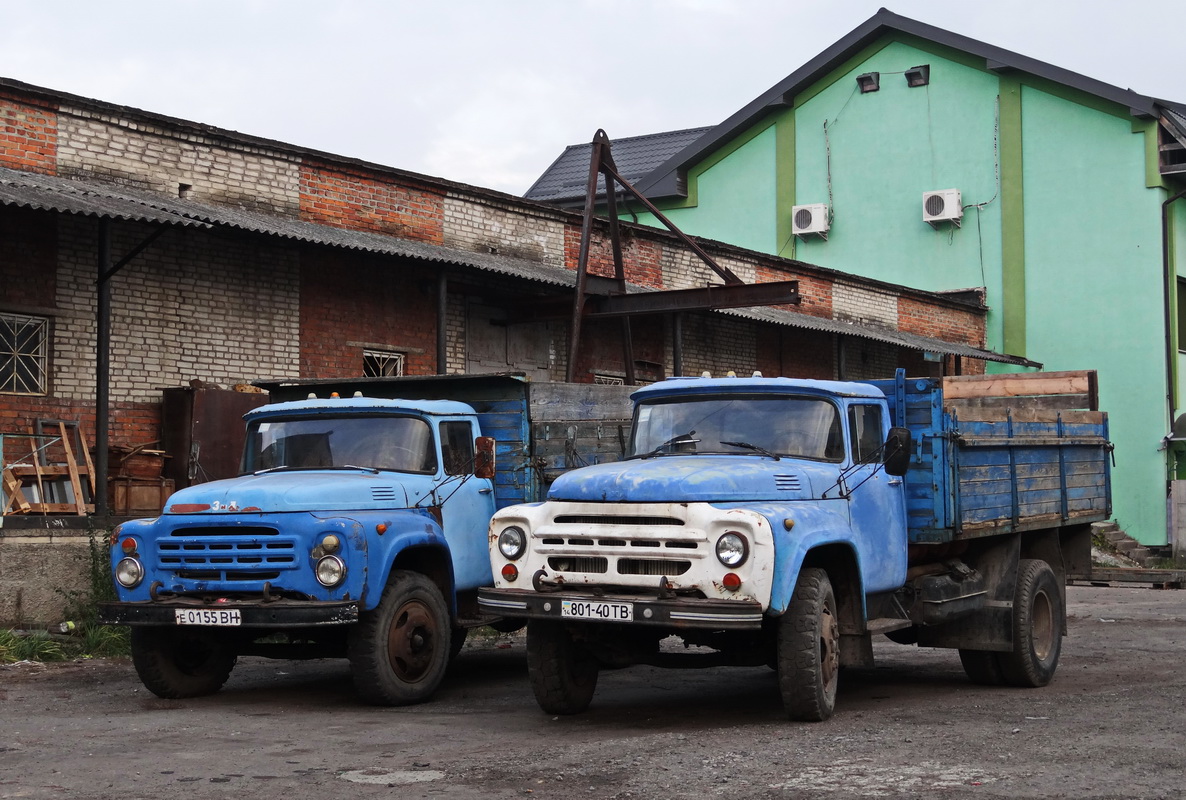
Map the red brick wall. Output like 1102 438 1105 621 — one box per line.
0 94 57 175
757 327 836 379
299 249 438 378
757 264 833 319
0 396 159 467
562 223 665 288
570 316 667 383
897 295 982 346
0 208 56 307
299 160 445 243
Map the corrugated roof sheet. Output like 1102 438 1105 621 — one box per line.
0 165 1031 366
524 127 712 205
0 166 578 287
722 305 1038 367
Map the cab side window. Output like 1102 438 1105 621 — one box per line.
441 421 475 476
848 405 883 463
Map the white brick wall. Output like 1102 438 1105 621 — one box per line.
443 195 567 266
57 109 301 216
833 282 898 327
53 217 300 402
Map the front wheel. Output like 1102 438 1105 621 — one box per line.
525 620 599 715
348 570 451 706
777 567 840 721
999 559 1062 687
130 627 237 699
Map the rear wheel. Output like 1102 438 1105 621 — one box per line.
999 559 1062 687
525 620 599 715
958 648 1005 685
130 626 237 699
348 570 451 706
777 568 840 721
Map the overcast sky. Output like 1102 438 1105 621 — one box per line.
1 0 1179 195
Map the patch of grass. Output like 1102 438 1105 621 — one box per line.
38 528 131 660
0 629 68 664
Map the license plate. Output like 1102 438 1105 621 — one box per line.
561 599 633 622
174 608 241 626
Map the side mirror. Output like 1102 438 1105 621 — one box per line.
883 427 912 477
474 436 497 479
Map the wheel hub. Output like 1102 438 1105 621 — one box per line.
386 599 438 683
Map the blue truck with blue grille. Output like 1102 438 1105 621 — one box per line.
99 374 633 705
478 369 1111 720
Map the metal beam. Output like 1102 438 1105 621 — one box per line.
584 280 800 318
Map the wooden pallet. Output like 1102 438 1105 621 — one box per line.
2 422 95 515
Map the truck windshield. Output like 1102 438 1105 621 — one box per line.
242 415 438 474
630 395 844 462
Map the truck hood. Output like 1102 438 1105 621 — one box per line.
546 456 828 503
162 470 411 514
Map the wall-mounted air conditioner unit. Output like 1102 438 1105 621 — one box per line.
923 189 962 228
792 203 830 240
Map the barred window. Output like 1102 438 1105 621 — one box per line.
363 348 405 377
0 312 49 395
593 374 625 386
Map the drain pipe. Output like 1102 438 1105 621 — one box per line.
1163 187 1186 434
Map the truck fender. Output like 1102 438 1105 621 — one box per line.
363 510 455 614
769 525 863 617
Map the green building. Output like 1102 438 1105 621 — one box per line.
527 10 1186 549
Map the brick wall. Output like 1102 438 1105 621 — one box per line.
0 94 57 175
52 217 300 404
57 111 299 215
0 208 56 307
300 160 445 242
897 294 982 346
300 250 439 378
443 194 567 267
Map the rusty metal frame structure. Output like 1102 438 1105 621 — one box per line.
566 130 801 383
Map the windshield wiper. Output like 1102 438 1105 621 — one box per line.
253 464 379 475
720 441 781 460
630 430 700 459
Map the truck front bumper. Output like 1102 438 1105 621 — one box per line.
98 599 359 628
478 587 765 631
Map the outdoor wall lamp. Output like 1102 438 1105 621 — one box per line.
856 72 880 93
905 65 930 87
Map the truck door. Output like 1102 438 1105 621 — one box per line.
844 403 909 592
438 420 497 590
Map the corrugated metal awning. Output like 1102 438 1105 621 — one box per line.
0 166 1034 366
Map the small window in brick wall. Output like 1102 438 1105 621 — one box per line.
0 311 49 395
363 349 405 378
593 374 625 386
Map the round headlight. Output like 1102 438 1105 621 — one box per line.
115 557 144 588
498 526 527 560
715 532 748 568
315 554 347 587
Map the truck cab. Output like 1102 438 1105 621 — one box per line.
103 394 498 705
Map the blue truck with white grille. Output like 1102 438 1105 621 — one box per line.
99 375 632 705
478 369 1111 720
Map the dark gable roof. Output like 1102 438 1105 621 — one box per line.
523 127 712 206
637 7 1184 200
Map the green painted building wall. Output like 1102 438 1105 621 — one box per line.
624 35 1181 545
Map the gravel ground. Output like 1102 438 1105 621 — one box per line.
1 584 1184 800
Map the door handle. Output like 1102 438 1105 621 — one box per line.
888 479 903 486
479 487 493 494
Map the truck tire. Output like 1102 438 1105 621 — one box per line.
348 570 451 706
777 567 840 721
999 558 1062 687
130 627 237 699
449 627 468 662
525 620 599 715
958 649 1005 685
